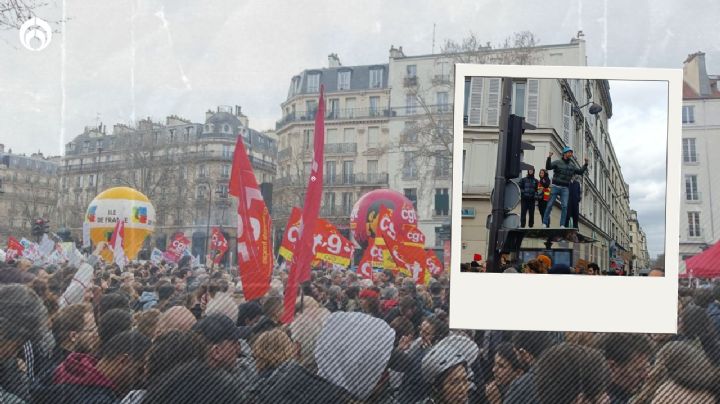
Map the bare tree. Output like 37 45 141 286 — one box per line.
0 0 64 32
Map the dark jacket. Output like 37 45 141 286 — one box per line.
250 361 355 404
30 345 72 403
503 366 537 404
519 175 539 200
48 353 119 404
707 302 720 336
568 180 582 204
546 157 587 187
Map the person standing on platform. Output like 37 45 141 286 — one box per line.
536 169 551 227
565 176 582 229
542 147 588 228
519 169 539 228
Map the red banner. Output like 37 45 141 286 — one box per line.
6 236 24 262
283 85 326 324
210 228 229 264
229 134 273 301
376 205 432 285
278 207 302 261
280 207 353 267
164 233 190 263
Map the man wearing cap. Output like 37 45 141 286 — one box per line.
542 148 588 228
191 314 243 371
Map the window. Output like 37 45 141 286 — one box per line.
682 105 695 124
436 92 449 112
222 144 232 158
367 127 379 148
367 160 378 175
345 98 356 118
342 192 354 215
406 94 417 115
404 188 418 209
403 151 418 179
221 164 231 178
324 192 336 214
328 99 340 119
343 128 354 143
403 121 417 143
406 65 417 77
685 175 699 201
154 132 160 145
688 212 701 237
169 129 175 143
218 184 229 197
485 78 501 126
435 155 450 177
305 100 318 119
223 124 230 133
89 174 95 187
196 185 208 199
369 96 380 116
342 161 354 184
304 129 314 149
338 71 351 90
435 188 449 216
326 129 338 144
562 100 572 144
683 138 698 163
303 162 312 177
83 141 90 153
198 165 207 178
369 68 383 88
513 81 527 117
307 73 320 93
326 161 336 184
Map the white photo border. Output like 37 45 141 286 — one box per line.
450 64 681 333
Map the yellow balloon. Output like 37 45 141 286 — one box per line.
85 187 156 261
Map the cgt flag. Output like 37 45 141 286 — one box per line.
164 233 190 263
283 84 326 324
376 205 432 285
229 133 273 301
210 227 229 264
280 207 353 267
5 236 24 262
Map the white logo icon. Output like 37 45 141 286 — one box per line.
19 17 52 51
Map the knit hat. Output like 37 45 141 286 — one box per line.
422 334 479 385
473 254 482 262
315 312 395 400
537 254 552 269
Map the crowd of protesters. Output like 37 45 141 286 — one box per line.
460 252 646 277
0 240 714 404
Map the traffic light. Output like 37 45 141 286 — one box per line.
505 114 536 179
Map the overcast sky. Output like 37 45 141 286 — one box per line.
1 0 718 258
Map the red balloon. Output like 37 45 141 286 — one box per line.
350 189 418 247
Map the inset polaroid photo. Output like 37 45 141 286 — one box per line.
450 64 682 333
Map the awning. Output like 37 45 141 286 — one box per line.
683 242 720 278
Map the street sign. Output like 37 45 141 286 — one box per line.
486 213 520 229
490 180 521 211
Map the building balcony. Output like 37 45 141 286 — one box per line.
248 156 276 173
276 108 389 130
325 143 357 155
432 74 452 86
404 76 418 87
324 172 389 186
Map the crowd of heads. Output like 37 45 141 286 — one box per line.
462 251 664 277
0 253 712 404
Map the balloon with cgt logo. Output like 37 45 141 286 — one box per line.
85 187 156 261
350 189 418 247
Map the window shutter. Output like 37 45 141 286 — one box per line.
526 79 539 126
467 77 483 125
562 100 571 144
485 78 501 126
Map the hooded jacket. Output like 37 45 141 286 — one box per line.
50 353 118 404
546 156 587 187
251 360 355 404
519 174 539 199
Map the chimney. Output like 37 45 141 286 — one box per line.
389 45 405 59
206 109 214 120
328 53 341 68
683 52 712 97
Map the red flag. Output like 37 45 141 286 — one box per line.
5 236 24 262
357 239 386 280
278 207 302 262
164 233 190 263
210 228 229 264
280 207 353 267
283 85 325 324
229 134 273 301
376 205 432 285
109 220 126 269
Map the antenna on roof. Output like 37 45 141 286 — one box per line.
432 23 436 54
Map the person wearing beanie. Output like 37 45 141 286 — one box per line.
542 147 588 228
519 169 539 228
470 254 482 271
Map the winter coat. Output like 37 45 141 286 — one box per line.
545 157 587 187
30 345 71 404
48 353 119 404
250 361 356 404
504 366 537 404
537 177 551 201
568 181 582 204
135 291 158 311
519 176 539 200
0 386 24 404
707 302 720 335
